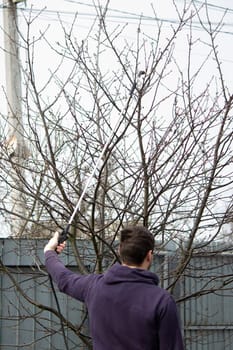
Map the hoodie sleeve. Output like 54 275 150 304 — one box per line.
45 250 94 302
158 295 185 350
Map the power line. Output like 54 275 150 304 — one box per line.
65 0 233 15
3 5 233 28
20 7 233 36
193 0 233 14
1 2 233 36
1 0 233 17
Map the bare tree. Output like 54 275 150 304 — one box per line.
0 1 233 349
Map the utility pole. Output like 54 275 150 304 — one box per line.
3 0 28 237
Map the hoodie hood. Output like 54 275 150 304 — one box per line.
103 262 159 285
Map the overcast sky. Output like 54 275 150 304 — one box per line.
1 0 233 100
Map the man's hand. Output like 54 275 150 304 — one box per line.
44 231 66 253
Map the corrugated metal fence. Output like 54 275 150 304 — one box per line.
179 253 233 350
0 238 233 349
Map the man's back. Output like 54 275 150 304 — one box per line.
86 263 183 350
45 226 184 350
45 252 184 350
87 263 161 349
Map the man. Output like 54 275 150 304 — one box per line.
44 225 184 350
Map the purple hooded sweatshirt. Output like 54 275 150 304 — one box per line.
45 251 184 350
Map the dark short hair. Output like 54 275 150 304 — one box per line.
119 226 154 265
